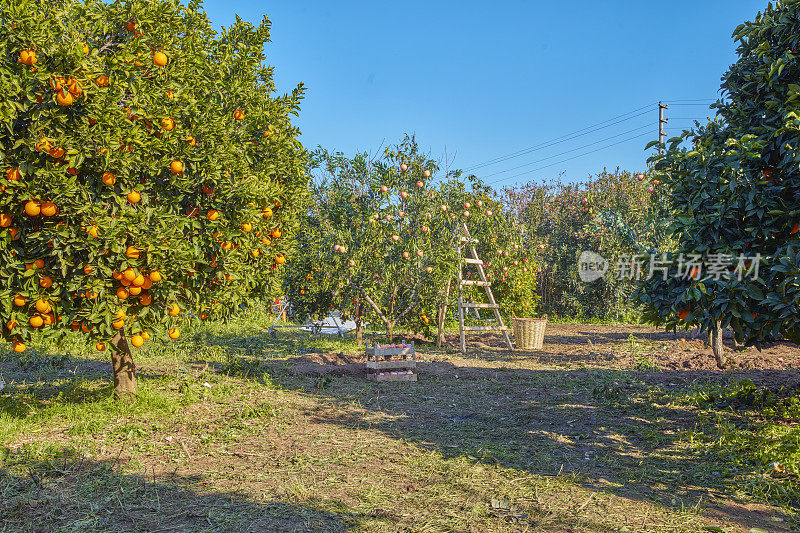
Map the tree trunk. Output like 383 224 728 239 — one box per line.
710 319 726 369
355 303 364 347
436 279 452 348
110 331 137 399
386 321 394 343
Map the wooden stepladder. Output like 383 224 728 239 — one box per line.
457 222 514 354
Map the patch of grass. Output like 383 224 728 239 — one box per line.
655 379 800 509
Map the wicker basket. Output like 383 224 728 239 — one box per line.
513 316 547 350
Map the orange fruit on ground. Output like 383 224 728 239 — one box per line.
29 315 44 328
112 318 124 329
40 201 57 216
271 228 282 239
168 303 180 316
233 109 244 120
13 341 25 353
140 293 152 306
87 225 99 238
96 342 106 351
262 207 273 218
35 299 50 313
149 271 162 282
126 246 141 259
170 160 183 175
153 51 168 66
39 276 52 288
56 90 74 106
207 209 219 221
116 287 129 300
127 191 141 203
131 335 144 348
123 268 136 281
6 167 21 181
241 223 252 233
132 273 145 287
141 330 151 340
83 264 94 275
128 285 142 296
13 295 25 306
102 172 116 185
24 201 41 216
168 328 180 339
275 254 286 265
0 214 11 227
161 117 175 131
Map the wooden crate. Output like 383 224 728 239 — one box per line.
365 342 417 381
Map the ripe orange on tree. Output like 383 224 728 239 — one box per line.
1 0 305 397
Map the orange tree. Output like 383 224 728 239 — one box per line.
286 137 537 345
503 170 672 321
636 2 800 363
0 0 307 396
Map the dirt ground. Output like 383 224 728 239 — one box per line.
3 323 799 532
286 323 800 379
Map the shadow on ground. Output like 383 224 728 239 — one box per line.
0 452 349 532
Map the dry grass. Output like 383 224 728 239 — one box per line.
0 305 797 532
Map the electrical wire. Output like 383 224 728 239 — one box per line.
461 102 657 172
479 124 652 179
485 131 654 186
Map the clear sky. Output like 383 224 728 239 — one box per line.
201 1 764 188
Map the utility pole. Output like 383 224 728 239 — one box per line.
658 101 669 154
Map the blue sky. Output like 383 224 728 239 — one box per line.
202 1 763 188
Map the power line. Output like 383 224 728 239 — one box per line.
663 98 717 103
462 102 657 172
480 124 652 179
486 131 653 186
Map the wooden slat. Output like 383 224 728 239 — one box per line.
366 360 417 370
463 325 509 332
460 302 499 309
462 258 483 265
367 372 418 382
461 280 491 286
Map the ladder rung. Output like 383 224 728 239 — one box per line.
459 237 479 243
460 303 499 309
463 325 509 332
461 280 491 286
462 258 483 265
